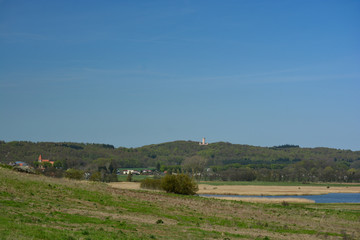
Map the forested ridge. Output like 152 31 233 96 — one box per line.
1 140 360 182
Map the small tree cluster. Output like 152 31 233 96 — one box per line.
219 168 256 181
126 173 133 182
104 173 118 182
161 174 198 195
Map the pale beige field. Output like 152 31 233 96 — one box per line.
109 182 360 203
197 184 360 196
197 184 360 203
108 182 142 190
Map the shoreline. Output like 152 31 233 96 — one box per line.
202 196 316 203
199 192 329 196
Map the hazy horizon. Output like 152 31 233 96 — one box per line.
1 138 358 151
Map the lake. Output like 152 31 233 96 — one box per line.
201 193 360 203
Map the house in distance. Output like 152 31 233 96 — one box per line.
38 155 54 165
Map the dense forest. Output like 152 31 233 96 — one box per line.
1 140 360 182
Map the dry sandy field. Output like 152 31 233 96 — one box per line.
108 182 360 203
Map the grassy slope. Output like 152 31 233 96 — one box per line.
1 168 359 240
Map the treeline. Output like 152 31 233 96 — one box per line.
159 158 360 182
211 158 360 182
1 140 360 182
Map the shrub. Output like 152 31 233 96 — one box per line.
89 171 101 181
140 178 162 190
161 174 198 195
156 219 164 224
0 163 13 170
103 173 118 182
13 166 36 174
65 169 84 180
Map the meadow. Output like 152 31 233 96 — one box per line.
1 167 360 239
117 174 151 182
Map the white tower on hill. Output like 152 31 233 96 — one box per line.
199 137 208 145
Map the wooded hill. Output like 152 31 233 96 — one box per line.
1 140 360 182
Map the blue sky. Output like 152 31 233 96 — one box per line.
1 0 359 150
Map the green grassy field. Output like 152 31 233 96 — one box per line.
1 167 359 239
117 174 155 182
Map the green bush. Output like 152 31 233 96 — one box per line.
65 168 84 180
161 174 198 195
140 178 162 190
89 171 101 181
0 163 13 170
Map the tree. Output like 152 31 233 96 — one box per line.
322 166 335 182
219 168 256 181
156 162 161 171
89 171 101 181
161 174 198 195
127 173 133 182
53 160 63 169
33 161 40 168
42 162 52 169
94 158 112 173
181 156 207 175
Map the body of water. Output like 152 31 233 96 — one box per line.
201 193 360 203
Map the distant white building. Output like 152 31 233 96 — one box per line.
122 170 140 175
199 137 208 145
